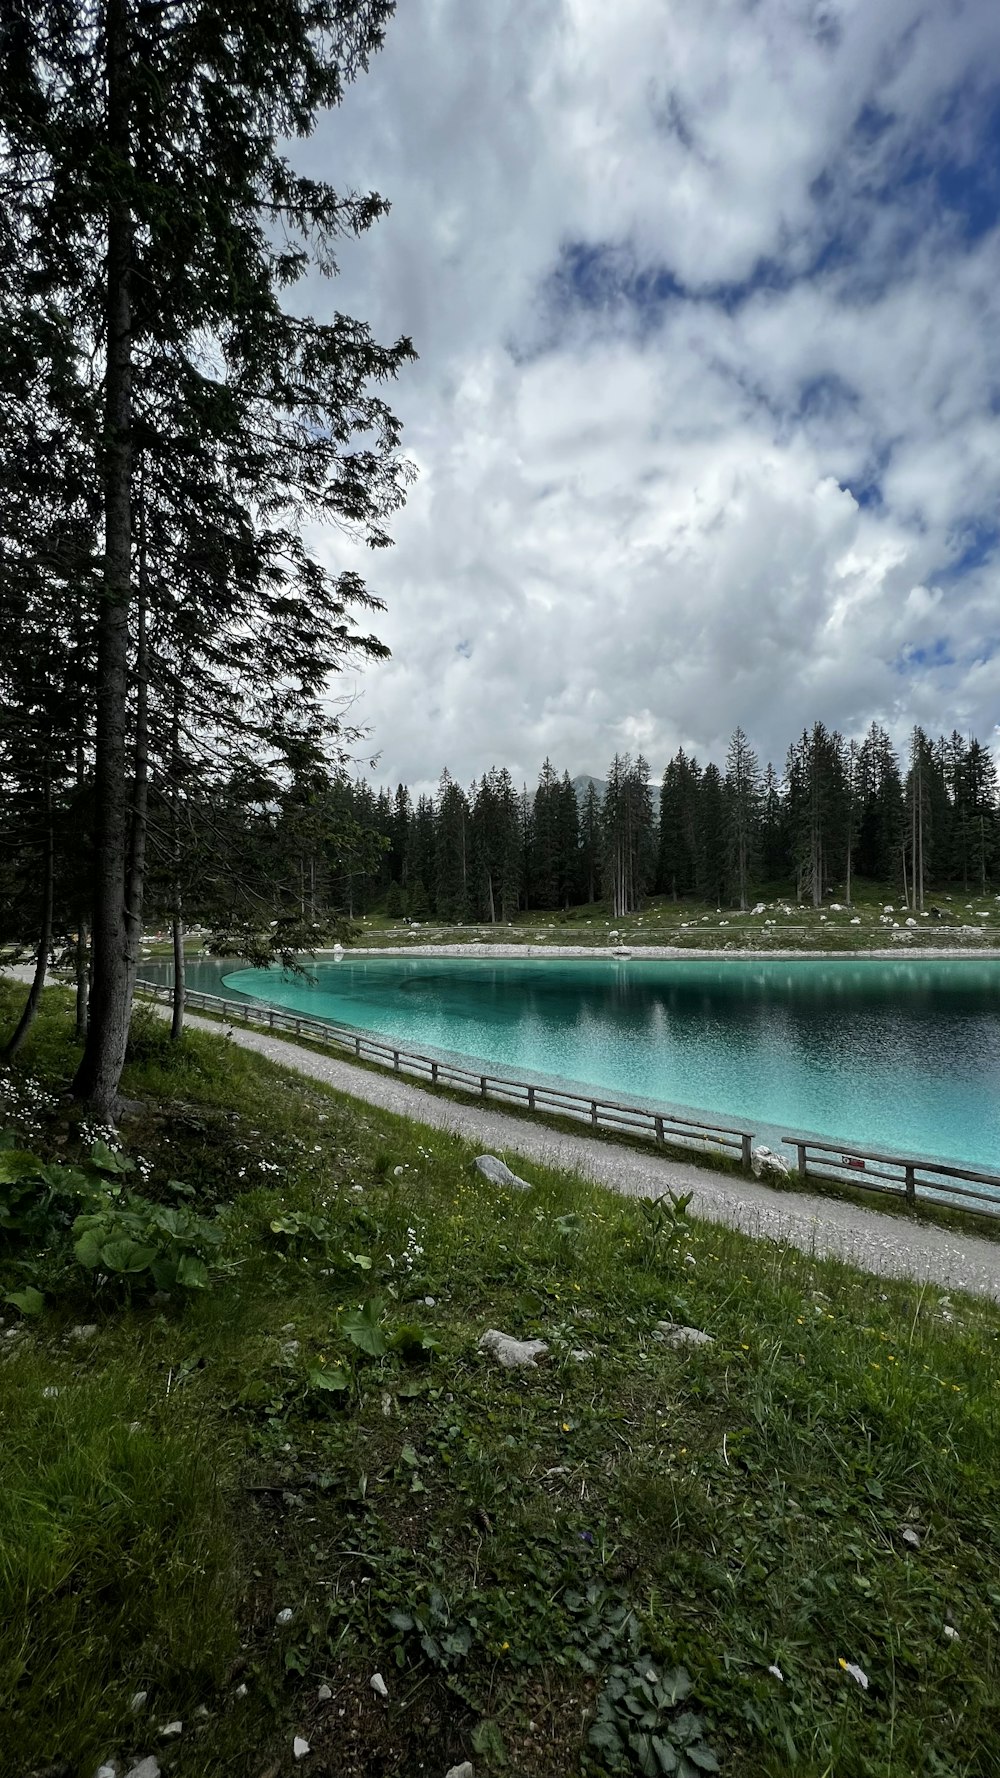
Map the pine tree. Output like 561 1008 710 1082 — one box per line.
724 727 761 911
579 781 602 903
1 0 412 1116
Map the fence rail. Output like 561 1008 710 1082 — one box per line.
781 1134 1000 1219
134 979 1000 1215
135 979 753 1166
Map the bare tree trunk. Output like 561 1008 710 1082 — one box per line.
72 0 134 1117
169 687 185 1039
75 916 90 1042
171 911 186 1040
4 768 54 1060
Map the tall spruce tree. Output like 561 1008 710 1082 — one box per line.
1 0 412 1116
724 726 761 911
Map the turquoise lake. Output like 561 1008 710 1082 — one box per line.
164 954 1000 1172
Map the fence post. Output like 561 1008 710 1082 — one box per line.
741 1133 752 1171
904 1163 916 1204
431 1060 438 1084
394 1051 400 1072
655 1115 664 1144
796 1142 807 1178
481 1075 488 1099
527 1086 535 1110
591 1101 598 1127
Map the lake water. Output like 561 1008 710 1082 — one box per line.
163 954 1000 1171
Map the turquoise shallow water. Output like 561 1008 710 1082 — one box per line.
163 954 1000 1172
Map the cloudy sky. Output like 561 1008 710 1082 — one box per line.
303 0 1000 795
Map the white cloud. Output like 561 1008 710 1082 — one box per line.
302 0 1000 793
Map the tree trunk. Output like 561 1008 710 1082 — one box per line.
3 768 54 1060
171 912 186 1040
72 0 134 1117
75 915 90 1042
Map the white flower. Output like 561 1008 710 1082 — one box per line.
838 1659 869 1689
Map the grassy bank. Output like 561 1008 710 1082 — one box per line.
2 980 999 1778
344 884 1000 954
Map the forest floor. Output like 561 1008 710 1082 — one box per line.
2 980 1000 1778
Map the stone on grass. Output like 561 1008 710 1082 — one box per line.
317 1684 332 1702
474 1154 532 1191
655 1322 714 1348
479 1329 549 1369
293 1736 310 1759
124 1761 161 1778
159 1721 182 1739
276 1607 294 1625
129 1691 148 1713
445 1764 475 1778
68 1323 98 1342
94 1764 119 1778
370 1671 389 1698
901 1528 921 1549
751 1145 790 1181
569 1348 593 1362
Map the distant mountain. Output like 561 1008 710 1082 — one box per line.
571 774 606 803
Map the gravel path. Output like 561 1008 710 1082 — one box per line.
180 1008 1000 1302
5 967 998 1300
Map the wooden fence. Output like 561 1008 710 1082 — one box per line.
782 1134 1000 1219
135 978 753 1166
134 979 1000 1215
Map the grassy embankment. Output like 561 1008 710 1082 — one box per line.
2 978 999 1778
126 883 1000 962
351 884 1000 953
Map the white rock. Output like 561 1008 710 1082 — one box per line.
767 1664 784 1682
159 1722 182 1739
293 1736 311 1759
276 1607 294 1625
905 917 917 927
129 1691 148 1713
751 1145 790 1181
124 1762 161 1778
655 1323 714 1348
68 1323 98 1341
901 1528 921 1548
318 1684 333 1701
850 916 861 924
479 1329 549 1369
944 1624 959 1641
883 905 894 913
424 1296 436 1307
370 1671 389 1698
445 1764 475 1778
234 1683 248 1698
569 1348 593 1362
474 1154 532 1191
94 1764 119 1778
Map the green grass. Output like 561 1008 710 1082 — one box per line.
351 881 1000 953
1 979 999 1776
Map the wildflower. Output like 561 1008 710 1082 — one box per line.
838 1659 869 1690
